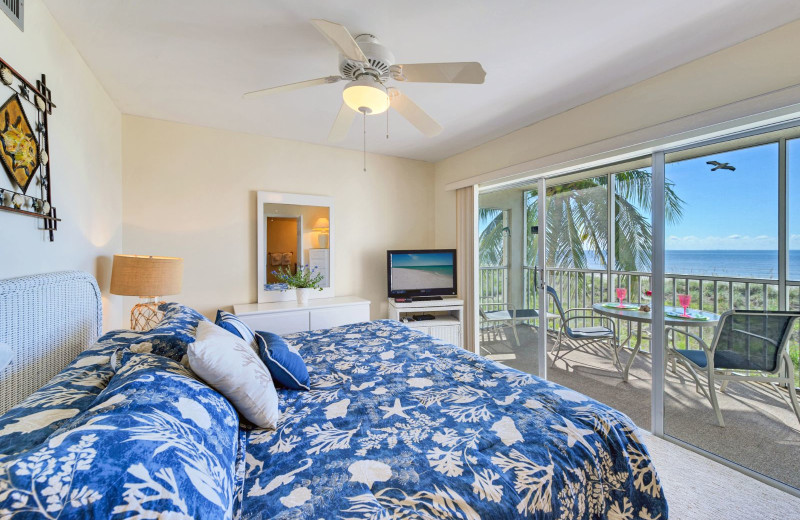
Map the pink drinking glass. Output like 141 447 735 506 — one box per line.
616 287 627 307
678 293 692 317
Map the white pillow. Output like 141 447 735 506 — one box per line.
188 321 280 429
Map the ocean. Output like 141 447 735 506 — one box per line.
665 250 800 280
583 250 800 280
397 265 454 276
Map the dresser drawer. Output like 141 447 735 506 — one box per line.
234 297 371 336
309 304 370 330
239 311 310 335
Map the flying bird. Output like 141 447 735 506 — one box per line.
707 161 735 171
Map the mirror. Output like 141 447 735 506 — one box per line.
257 192 334 303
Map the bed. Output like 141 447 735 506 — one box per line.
0 272 667 519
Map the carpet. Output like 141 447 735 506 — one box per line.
640 431 800 520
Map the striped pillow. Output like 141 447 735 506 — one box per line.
215 310 257 352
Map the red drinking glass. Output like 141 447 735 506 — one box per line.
616 287 627 307
678 293 692 317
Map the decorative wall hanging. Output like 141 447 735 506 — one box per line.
0 56 58 241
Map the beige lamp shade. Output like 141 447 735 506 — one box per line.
312 217 330 231
110 254 183 297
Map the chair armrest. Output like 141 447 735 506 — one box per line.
563 308 616 328
665 326 710 352
480 302 516 310
731 328 778 346
562 315 616 333
563 307 597 316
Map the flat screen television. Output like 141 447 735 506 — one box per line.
387 249 457 298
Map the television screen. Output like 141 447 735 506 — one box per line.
387 249 457 297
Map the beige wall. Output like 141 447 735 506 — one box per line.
434 19 800 249
0 0 123 330
122 116 435 320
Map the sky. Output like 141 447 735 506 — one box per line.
391 252 454 267
665 140 800 250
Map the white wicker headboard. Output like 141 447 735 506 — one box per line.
0 271 102 414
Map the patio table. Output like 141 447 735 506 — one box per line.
592 302 721 381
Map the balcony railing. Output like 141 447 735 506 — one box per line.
478 265 800 386
479 266 508 311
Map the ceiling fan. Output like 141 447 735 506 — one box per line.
243 19 486 142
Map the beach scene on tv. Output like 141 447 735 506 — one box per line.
391 252 455 290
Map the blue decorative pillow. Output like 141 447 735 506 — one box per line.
215 310 257 351
128 302 208 362
0 351 240 519
256 331 310 390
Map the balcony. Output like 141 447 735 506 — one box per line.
479 265 800 489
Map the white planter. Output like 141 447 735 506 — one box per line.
295 288 310 306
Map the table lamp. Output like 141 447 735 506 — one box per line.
110 254 183 331
313 217 330 248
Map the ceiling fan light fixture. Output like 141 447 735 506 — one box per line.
342 77 389 115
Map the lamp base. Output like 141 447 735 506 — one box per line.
131 301 165 331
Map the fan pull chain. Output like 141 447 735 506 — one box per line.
386 109 389 139
363 111 367 172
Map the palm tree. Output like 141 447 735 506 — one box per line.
480 170 683 272
479 208 507 266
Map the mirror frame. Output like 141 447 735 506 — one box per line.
257 191 334 303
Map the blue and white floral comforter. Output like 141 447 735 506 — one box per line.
240 320 668 520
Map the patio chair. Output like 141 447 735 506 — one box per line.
479 302 540 347
666 310 800 427
547 286 621 371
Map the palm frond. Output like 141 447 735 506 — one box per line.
479 208 506 266
615 195 652 271
482 169 684 276
615 169 684 224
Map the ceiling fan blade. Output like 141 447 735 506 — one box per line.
392 62 486 84
311 19 368 63
328 103 357 142
243 76 342 99
388 88 442 137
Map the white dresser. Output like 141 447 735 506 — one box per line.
233 296 370 335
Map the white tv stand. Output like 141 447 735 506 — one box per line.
388 298 464 348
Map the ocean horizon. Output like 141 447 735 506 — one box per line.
581 250 800 280
395 265 454 276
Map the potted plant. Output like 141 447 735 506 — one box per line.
272 265 324 305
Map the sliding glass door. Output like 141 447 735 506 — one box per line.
788 137 800 392
477 158 655 427
478 187 547 377
541 159 654 428
661 126 800 492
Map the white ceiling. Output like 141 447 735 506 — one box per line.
43 0 800 162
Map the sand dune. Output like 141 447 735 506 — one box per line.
392 267 452 290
